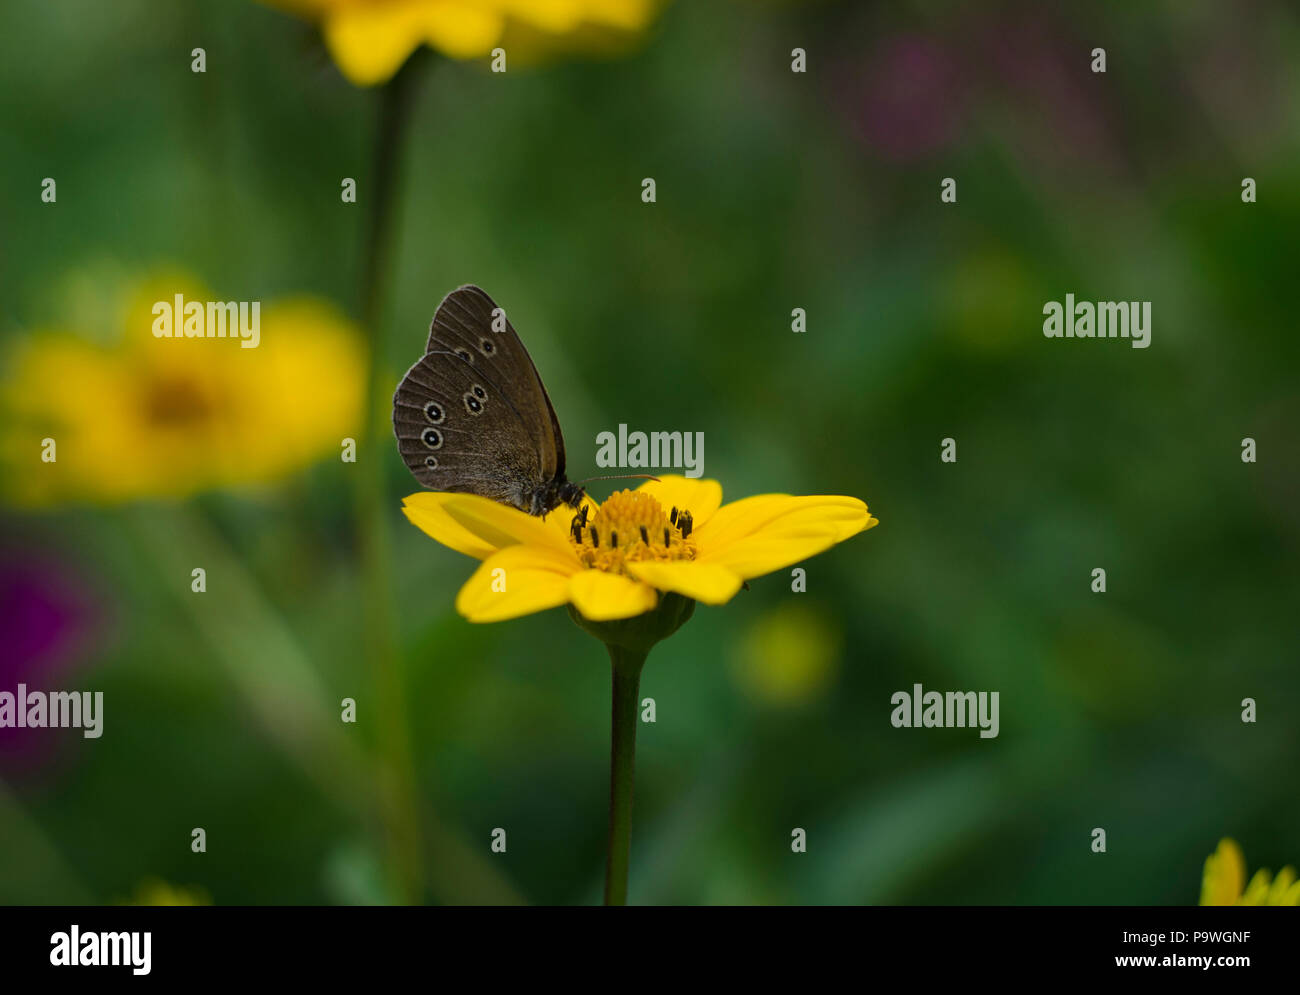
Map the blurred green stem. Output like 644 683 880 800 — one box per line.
355 54 425 905
0 779 94 903
129 504 526 905
604 645 646 906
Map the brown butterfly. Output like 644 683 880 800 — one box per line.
392 285 587 516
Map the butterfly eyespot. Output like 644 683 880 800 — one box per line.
421 428 442 449
423 402 443 423
472 385 486 399
424 456 438 469
464 394 483 415
455 349 473 363
480 339 495 354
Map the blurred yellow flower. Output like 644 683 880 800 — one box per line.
733 602 841 706
122 878 211 906
1200 838 1300 906
402 475 877 623
1 272 365 506
265 0 665 86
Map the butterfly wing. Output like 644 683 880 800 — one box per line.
392 286 565 511
422 285 565 479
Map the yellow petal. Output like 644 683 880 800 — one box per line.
415 1 505 59
1266 866 1298 906
1276 871 1300 907
696 496 877 580
1200 838 1246 906
455 544 578 622
625 559 743 604
635 475 723 528
494 0 585 33
581 0 661 30
697 494 874 550
701 534 859 581
322 2 426 86
401 492 500 560
401 493 493 560
1240 868 1272 906
404 491 576 559
568 569 657 621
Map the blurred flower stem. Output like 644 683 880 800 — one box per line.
130 504 525 904
0 779 94 903
129 506 374 808
354 52 427 905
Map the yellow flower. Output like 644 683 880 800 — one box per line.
402 475 877 623
0 272 365 506
122 878 211 906
265 0 665 86
733 602 841 706
1200 838 1300 906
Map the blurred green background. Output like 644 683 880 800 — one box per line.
1 0 1297 905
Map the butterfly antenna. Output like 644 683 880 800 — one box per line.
576 473 662 485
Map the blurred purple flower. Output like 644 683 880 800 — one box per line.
830 12 1129 179
972 16 1123 176
0 549 100 771
836 33 965 162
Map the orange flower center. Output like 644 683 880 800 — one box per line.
142 374 217 427
569 489 696 574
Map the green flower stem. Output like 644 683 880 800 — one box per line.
355 54 425 905
604 644 647 907
572 593 694 906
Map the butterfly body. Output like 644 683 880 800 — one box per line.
392 285 586 517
